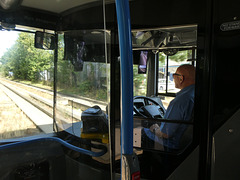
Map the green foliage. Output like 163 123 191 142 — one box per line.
78 81 92 93
159 52 166 64
159 50 191 64
169 50 190 62
0 32 53 82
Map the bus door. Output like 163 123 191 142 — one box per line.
200 0 240 179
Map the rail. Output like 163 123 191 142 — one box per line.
0 79 107 121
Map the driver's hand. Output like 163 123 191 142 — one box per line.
150 124 160 132
150 124 168 139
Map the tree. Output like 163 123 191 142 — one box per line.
159 50 192 64
0 32 54 82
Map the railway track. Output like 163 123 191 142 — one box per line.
1 79 107 112
0 81 54 134
0 78 108 136
0 83 44 139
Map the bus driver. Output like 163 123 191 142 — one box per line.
143 64 195 150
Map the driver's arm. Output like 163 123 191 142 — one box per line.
150 124 168 139
149 99 183 139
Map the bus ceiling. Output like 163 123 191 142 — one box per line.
0 0 197 54
0 0 114 31
0 0 107 13
0 0 197 32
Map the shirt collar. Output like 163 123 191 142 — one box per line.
176 84 195 96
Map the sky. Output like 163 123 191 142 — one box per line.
0 31 19 58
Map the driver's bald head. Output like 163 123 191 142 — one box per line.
175 64 195 89
177 64 195 81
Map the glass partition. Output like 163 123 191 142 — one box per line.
56 29 110 140
54 0 111 166
133 118 193 153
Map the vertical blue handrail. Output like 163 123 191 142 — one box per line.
115 0 133 155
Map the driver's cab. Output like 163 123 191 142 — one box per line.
131 25 196 179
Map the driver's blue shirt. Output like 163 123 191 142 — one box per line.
144 84 195 149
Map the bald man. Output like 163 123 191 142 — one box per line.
144 64 195 150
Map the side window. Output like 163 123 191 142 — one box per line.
158 50 195 108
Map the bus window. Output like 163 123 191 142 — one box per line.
0 31 54 139
158 50 194 108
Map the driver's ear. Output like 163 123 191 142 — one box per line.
180 76 184 83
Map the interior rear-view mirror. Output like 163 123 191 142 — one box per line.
35 31 55 50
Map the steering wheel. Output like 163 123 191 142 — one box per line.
133 96 165 118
